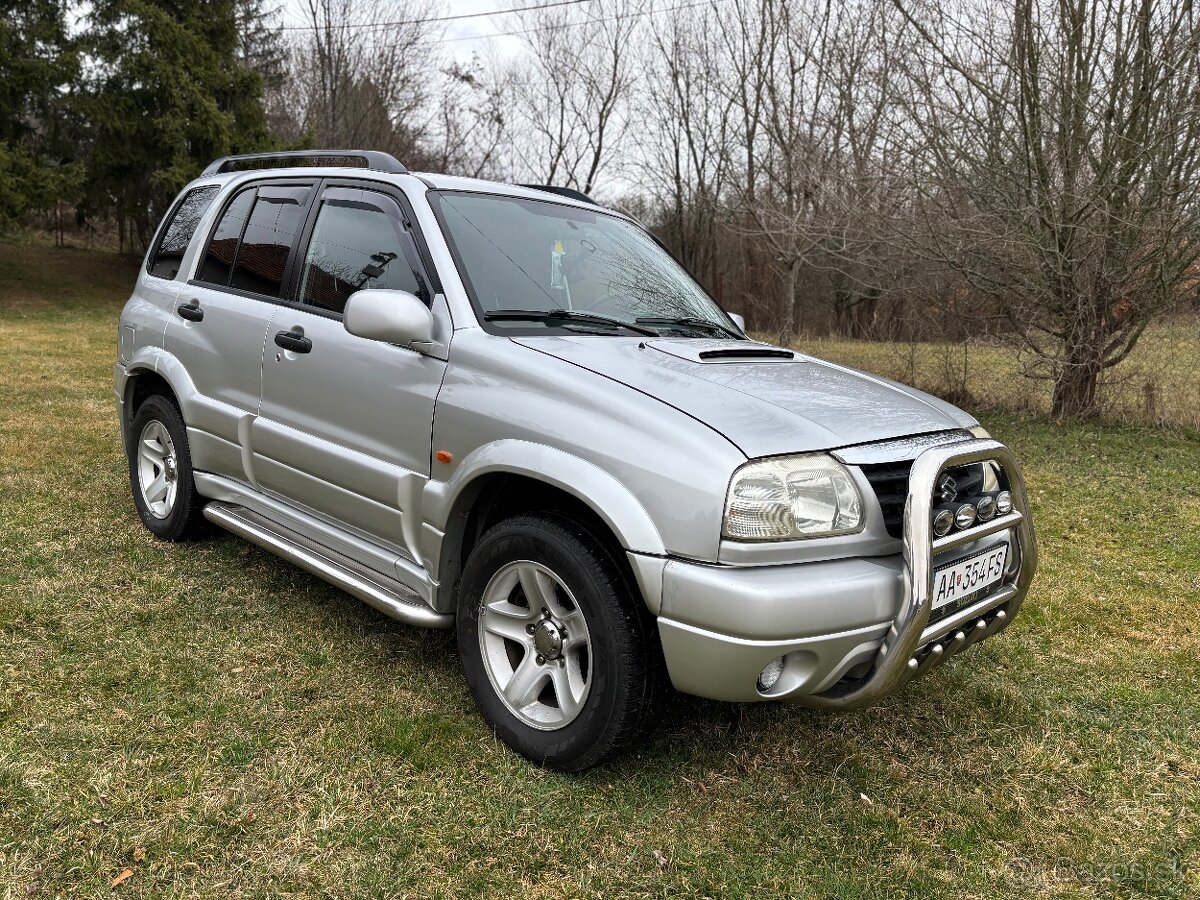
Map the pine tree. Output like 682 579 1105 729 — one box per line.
79 0 273 249
0 0 79 227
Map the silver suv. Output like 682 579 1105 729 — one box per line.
116 150 1037 771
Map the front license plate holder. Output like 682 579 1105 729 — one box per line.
932 543 1009 613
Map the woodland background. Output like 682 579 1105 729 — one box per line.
4 0 1199 424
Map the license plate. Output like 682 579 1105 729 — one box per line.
932 544 1009 610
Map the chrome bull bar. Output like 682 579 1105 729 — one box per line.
797 438 1038 710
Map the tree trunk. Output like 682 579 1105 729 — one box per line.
1051 335 1104 418
777 256 801 347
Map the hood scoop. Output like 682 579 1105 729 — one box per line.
645 339 800 364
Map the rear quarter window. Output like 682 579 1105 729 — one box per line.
147 186 220 279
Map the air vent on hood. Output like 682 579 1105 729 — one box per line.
698 347 795 361
644 339 801 364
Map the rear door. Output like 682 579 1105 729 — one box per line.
165 180 315 480
253 182 447 562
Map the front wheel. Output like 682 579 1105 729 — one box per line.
457 515 661 771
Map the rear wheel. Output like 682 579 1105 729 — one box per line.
457 514 660 771
127 395 205 541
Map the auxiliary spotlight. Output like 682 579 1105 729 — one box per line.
954 503 977 530
933 508 955 537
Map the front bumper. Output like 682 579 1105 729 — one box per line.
656 438 1037 705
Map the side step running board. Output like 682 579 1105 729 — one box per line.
204 502 453 629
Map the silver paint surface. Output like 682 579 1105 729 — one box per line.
511 335 975 458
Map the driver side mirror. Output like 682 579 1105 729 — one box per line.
343 289 434 351
729 313 746 333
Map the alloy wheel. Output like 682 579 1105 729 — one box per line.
136 419 179 519
477 560 593 730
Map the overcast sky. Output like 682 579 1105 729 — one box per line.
279 0 531 64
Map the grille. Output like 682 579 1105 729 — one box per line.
859 461 994 539
859 460 911 538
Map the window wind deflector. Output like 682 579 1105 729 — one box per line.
483 308 659 336
697 347 795 361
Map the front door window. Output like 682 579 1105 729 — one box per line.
298 189 425 315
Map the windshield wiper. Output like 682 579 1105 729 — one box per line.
635 316 743 339
484 308 659 336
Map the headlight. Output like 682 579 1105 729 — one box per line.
723 453 864 541
968 425 991 439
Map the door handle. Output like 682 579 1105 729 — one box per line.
177 300 204 322
274 330 312 353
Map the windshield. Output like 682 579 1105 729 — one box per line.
430 191 737 336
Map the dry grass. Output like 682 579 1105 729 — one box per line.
2 243 1199 898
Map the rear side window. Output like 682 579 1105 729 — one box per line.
197 183 312 297
197 188 256 286
147 186 219 279
230 185 312 297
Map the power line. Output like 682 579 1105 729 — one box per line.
281 0 730 43
429 0 728 44
278 0 592 32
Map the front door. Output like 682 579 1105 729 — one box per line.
253 184 447 564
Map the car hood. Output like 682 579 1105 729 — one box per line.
511 336 974 459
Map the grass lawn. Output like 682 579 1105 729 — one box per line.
1 243 1198 898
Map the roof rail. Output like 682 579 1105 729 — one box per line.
201 150 408 177
518 184 597 205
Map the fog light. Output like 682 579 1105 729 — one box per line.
995 490 1013 515
757 656 785 692
955 503 977 530
933 508 955 537
976 495 997 521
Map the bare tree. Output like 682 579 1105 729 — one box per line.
810 1 912 339
719 0 847 345
421 54 511 178
635 4 734 280
893 0 1200 417
288 0 436 162
506 0 644 193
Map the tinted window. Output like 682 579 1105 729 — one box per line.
148 186 219 279
298 191 423 315
230 185 312 297
197 188 256 286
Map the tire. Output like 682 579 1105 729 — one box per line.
457 514 661 771
126 395 206 541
